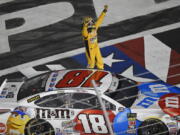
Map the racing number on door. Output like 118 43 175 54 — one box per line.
55 70 108 88
74 110 115 135
78 114 108 134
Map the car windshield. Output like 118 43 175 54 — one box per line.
105 74 139 108
35 93 99 109
35 93 116 110
17 73 50 101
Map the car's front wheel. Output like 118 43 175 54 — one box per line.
137 118 169 135
25 119 55 135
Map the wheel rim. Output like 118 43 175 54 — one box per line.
138 118 168 135
25 119 54 135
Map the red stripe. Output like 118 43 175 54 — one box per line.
167 50 180 85
114 37 145 67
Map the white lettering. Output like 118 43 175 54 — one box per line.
9 129 21 135
0 2 74 54
165 96 179 108
149 84 169 93
137 97 157 108
78 114 108 134
93 0 179 25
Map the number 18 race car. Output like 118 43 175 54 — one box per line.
0 69 179 135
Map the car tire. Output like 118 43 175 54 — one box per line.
137 118 169 135
25 119 55 135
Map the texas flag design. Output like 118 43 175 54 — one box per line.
72 33 180 87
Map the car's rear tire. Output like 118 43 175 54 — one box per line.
137 118 169 135
25 119 55 135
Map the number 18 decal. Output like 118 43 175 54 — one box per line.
74 110 115 135
55 70 108 88
78 114 108 134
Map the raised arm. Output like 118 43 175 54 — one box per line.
95 5 108 29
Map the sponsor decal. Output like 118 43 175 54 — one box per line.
50 82 55 87
167 122 178 134
55 128 63 135
113 108 141 135
6 110 30 135
0 84 17 98
0 123 6 133
52 72 58 78
158 93 180 117
62 120 75 128
27 95 40 103
48 88 54 91
137 82 180 108
51 77 56 82
167 122 177 128
36 108 71 119
127 113 137 134
0 88 8 98
48 72 58 91
74 110 115 135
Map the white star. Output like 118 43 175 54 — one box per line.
103 53 124 67
120 66 154 82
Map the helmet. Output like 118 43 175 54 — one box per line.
83 16 94 25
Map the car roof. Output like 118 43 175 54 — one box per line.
45 69 113 93
17 69 113 101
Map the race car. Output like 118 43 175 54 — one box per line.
0 69 179 135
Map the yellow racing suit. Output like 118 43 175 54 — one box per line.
82 10 107 70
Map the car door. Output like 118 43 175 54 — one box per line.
71 92 118 135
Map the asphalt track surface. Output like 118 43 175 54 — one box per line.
0 0 180 69
0 0 179 85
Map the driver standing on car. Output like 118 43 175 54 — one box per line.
82 5 108 70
